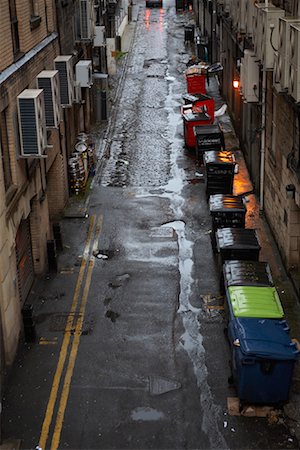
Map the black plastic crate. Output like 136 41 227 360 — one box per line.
184 25 195 42
204 150 235 195
209 194 246 232
216 228 261 265
194 124 225 162
220 260 274 295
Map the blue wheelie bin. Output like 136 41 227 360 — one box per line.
228 317 299 404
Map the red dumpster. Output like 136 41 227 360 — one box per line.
185 64 208 94
186 73 206 94
182 93 215 122
183 111 212 149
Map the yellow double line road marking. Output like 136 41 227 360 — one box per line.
39 214 103 450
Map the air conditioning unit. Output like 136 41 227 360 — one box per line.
75 60 93 88
276 17 300 90
94 25 106 47
17 89 47 157
240 49 260 103
36 70 61 128
79 0 95 40
260 6 284 69
288 23 300 102
54 55 74 107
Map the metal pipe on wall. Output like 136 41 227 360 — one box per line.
260 68 267 211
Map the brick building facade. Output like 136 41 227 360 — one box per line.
0 0 97 377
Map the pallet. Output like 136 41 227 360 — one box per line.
227 397 281 418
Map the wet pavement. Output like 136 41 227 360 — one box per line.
2 1 300 449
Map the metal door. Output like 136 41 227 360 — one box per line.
16 218 34 304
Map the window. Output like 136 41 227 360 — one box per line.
30 0 42 29
0 110 13 192
9 0 20 57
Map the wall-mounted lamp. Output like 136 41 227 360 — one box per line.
233 79 240 89
286 184 296 199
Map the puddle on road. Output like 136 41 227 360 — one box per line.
131 407 165 421
162 220 199 314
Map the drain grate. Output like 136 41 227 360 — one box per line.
49 313 82 332
150 227 175 238
49 313 95 334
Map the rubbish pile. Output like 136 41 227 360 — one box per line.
180 43 300 408
68 132 96 195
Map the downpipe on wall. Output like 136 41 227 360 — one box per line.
259 0 269 211
260 68 266 212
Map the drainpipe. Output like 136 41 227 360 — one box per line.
259 1 269 211
260 67 266 211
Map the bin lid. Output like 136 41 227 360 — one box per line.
216 228 261 251
204 151 235 165
194 124 222 136
229 318 299 360
183 111 211 122
227 286 284 319
223 260 274 287
209 194 246 213
182 93 212 103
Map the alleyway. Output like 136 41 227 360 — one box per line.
2 1 300 449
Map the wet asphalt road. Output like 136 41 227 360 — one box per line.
2 1 300 449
